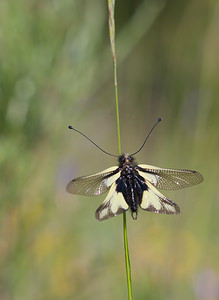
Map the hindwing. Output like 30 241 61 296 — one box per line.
140 181 180 214
95 182 129 221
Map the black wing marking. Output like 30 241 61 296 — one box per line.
95 182 129 221
140 181 180 214
137 164 204 190
66 166 120 196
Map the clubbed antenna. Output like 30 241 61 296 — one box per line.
68 126 118 157
130 118 162 156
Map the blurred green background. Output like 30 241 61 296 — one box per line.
0 0 218 299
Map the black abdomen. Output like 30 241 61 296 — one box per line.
116 170 148 220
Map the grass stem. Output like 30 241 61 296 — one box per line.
107 1 133 299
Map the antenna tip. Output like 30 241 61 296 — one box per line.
68 125 73 129
158 117 162 122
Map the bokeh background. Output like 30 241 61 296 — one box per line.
0 0 218 299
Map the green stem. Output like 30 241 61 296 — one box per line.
107 1 133 299
114 56 132 300
114 61 121 156
123 213 133 300
114 57 133 300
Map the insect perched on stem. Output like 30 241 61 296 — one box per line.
66 118 203 221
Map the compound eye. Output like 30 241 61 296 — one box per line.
119 154 126 165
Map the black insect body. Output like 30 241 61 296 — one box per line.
66 119 204 221
116 155 148 220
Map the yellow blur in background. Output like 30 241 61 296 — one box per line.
0 1 218 299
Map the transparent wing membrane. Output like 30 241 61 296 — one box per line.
66 167 120 196
137 164 203 190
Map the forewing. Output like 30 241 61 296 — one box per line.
95 182 129 221
66 166 120 196
137 164 203 190
140 181 180 214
